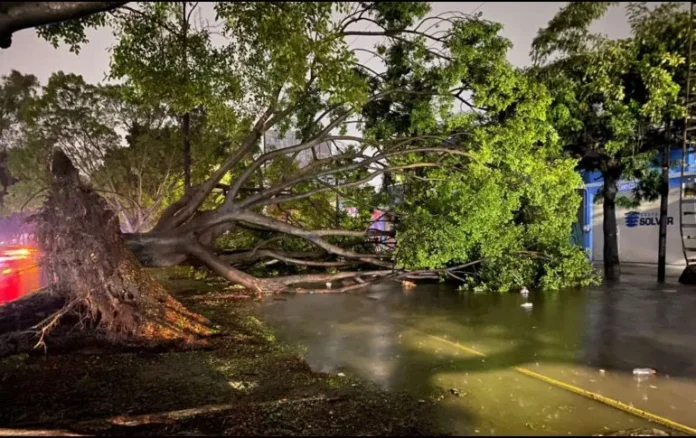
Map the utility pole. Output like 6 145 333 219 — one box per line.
658 122 672 282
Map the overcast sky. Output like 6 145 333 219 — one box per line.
0 2 636 85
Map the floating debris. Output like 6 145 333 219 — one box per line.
521 302 533 309
599 369 606 375
632 368 657 376
402 280 417 289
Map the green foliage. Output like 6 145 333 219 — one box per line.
531 2 688 205
362 12 596 292
215 2 370 118
0 71 40 208
393 77 597 291
37 12 109 54
24 2 600 291
1 72 228 230
0 70 39 150
531 2 617 64
109 3 242 130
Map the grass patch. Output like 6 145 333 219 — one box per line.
0 277 444 436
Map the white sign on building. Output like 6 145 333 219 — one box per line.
592 186 685 266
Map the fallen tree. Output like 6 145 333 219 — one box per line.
0 3 597 348
4 3 496 296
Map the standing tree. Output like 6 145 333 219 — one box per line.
0 70 39 206
100 2 238 189
2 72 228 231
531 2 687 281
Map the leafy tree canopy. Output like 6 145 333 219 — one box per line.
8 2 599 292
530 2 688 205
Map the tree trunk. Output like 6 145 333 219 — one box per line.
603 169 621 282
180 3 191 189
28 150 211 346
657 128 671 282
182 112 191 189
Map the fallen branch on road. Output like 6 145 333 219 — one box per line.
0 429 83 436
107 395 343 427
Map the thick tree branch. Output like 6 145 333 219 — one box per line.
255 251 354 268
220 250 326 266
274 270 393 286
0 2 127 48
186 242 281 294
234 210 393 268
152 110 270 232
244 146 471 208
254 163 438 208
225 111 354 204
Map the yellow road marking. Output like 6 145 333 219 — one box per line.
406 326 696 435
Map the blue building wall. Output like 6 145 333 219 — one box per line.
577 148 696 259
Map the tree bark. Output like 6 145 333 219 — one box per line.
657 128 671 282
0 2 127 48
180 3 191 189
186 242 278 294
182 112 191 189
603 168 621 282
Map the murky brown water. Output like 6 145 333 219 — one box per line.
257 265 696 435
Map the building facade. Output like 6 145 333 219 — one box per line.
576 148 695 266
263 129 333 167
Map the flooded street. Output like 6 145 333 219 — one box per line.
257 266 696 435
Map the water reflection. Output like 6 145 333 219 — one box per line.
258 267 696 435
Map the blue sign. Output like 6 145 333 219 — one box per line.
625 211 640 228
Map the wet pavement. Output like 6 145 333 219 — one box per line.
257 265 696 435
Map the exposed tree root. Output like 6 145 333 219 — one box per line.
5 150 214 353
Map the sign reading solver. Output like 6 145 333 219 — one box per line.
624 211 674 228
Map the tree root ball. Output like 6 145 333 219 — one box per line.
27 149 211 347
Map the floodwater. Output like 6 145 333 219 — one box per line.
257 265 696 436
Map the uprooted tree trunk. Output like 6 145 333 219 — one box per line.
2 6 476 296
4 150 212 352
